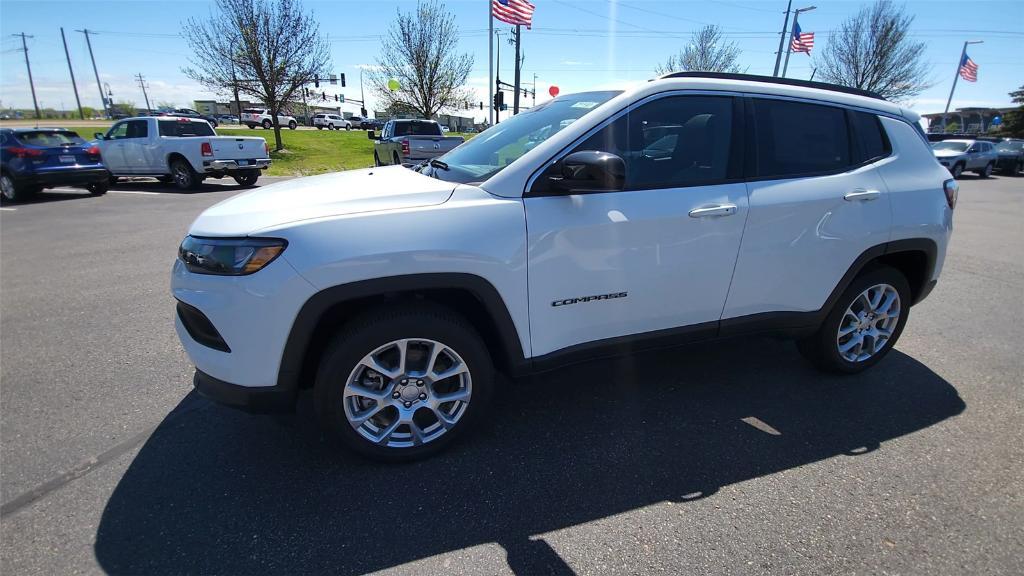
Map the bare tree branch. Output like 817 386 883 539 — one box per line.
182 0 330 150
655 25 743 75
815 0 931 102
369 0 473 120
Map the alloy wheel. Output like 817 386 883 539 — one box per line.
342 338 472 448
836 283 901 363
0 175 15 201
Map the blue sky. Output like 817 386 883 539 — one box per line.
1 0 1021 120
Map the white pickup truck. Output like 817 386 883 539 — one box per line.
370 119 464 167
94 117 271 189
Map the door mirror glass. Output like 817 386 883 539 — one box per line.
551 151 625 193
367 130 376 140
94 132 105 140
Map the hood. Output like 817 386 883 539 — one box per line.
189 166 456 236
933 150 966 159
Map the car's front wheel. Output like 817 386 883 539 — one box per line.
262 120 272 129
288 121 297 130
797 265 911 374
314 305 494 461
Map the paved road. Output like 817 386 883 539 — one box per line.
1 174 1021 575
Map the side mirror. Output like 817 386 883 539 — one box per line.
94 132 105 140
551 151 625 193
367 130 376 140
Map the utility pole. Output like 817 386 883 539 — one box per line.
942 40 984 132
488 2 494 126
495 30 502 123
60 28 84 120
13 33 41 119
532 73 537 107
772 0 793 77
513 25 522 115
76 29 109 119
135 73 152 111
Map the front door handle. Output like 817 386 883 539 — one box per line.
844 189 881 202
688 204 738 218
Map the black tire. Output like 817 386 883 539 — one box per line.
978 162 994 178
317 126 323 131
393 152 401 166
374 151 381 167
1015 161 1023 177
797 265 911 374
288 121 297 130
951 162 964 179
345 124 351 131
0 172 28 203
86 182 108 196
262 120 272 129
170 158 201 190
108 175 120 186
232 171 259 187
314 304 495 462
247 124 256 129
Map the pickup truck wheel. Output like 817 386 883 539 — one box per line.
262 120 272 129
233 172 259 187
288 121 297 130
170 159 201 190
979 162 994 178
317 126 323 130
797 265 911 374
86 182 108 196
247 124 255 129
314 305 494 461
374 151 382 167
393 152 401 166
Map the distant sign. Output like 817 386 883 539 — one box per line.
992 116 1002 125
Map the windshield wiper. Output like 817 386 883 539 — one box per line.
429 159 450 171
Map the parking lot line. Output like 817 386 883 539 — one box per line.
0 207 16 211
107 190 161 196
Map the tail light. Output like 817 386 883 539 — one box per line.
201 142 214 157
263 140 269 156
5 146 44 159
85 145 101 157
401 139 410 155
943 179 958 209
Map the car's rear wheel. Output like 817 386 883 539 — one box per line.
951 162 964 179
86 182 108 196
288 121 297 130
317 126 323 130
979 162 994 178
314 305 494 461
170 158 201 190
0 173 26 203
232 171 259 187
797 265 911 374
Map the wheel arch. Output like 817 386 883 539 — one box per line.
166 151 195 174
828 238 938 312
278 273 528 394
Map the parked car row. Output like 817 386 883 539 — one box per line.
1 117 273 202
930 137 1024 178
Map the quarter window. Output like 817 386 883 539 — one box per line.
566 95 735 190
753 99 850 177
850 111 890 163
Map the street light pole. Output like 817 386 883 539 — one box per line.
781 6 815 78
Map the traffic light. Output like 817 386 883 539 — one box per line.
493 91 504 111
340 73 346 87
334 94 339 102
314 78 319 88
479 102 483 110
322 92 326 101
361 107 367 117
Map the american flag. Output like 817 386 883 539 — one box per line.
790 22 814 54
492 0 535 29
959 52 978 82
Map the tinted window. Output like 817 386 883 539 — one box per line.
754 99 850 177
13 131 85 146
158 120 215 137
569 95 734 189
125 120 148 139
851 111 890 163
393 121 443 137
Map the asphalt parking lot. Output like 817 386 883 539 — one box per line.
1 174 1022 575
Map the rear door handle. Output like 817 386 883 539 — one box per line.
688 204 738 218
844 189 881 202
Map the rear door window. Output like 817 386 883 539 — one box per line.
125 120 149 139
850 111 891 164
158 120 215 137
753 98 851 178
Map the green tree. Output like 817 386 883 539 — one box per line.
1002 85 1024 137
945 121 960 133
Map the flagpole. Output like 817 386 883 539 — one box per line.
781 11 799 78
942 40 982 132
488 0 494 126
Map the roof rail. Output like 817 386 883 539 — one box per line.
659 71 886 101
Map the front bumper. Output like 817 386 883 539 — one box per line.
193 369 296 413
202 158 271 172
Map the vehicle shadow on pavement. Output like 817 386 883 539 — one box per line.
93 338 964 575
110 179 255 194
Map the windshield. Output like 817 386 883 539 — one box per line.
15 130 86 146
432 90 621 184
932 141 970 152
996 141 1023 152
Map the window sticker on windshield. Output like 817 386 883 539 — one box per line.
571 102 599 109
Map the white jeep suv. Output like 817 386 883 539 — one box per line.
173 73 955 460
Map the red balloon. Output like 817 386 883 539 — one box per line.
548 85 560 98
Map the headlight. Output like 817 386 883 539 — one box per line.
178 236 287 275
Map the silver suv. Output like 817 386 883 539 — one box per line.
313 114 351 131
931 139 997 178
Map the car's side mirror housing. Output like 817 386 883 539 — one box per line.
94 132 105 140
367 130 377 140
548 151 626 194
968 146 979 153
